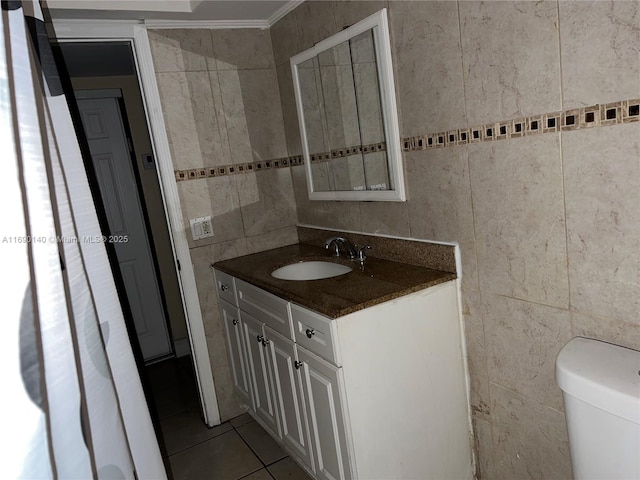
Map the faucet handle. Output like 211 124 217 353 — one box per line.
357 245 371 261
325 238 341 256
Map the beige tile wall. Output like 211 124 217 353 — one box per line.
148 28 299 420
271 1 640 478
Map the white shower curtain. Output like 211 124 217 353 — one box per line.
0 1 165 478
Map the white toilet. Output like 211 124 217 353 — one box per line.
556 337 640 479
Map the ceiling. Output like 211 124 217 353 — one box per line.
59 42 137 77
47 0 303 27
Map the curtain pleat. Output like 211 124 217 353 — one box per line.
1 5 54 479
1 1 165 478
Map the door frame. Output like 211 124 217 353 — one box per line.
51 19 221 426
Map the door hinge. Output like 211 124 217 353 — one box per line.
126 136 134 153
177 259 181 271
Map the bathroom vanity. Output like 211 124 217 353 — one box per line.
213 242 473 480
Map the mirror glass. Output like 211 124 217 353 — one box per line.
291 9 405 201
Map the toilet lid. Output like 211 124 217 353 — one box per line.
556 337 640 424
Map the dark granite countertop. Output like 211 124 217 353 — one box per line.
212 244 456 319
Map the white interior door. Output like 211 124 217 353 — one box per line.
77 94 172 361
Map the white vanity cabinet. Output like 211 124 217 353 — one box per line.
213 268 473 480
215 271 316 471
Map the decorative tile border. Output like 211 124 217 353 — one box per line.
310 141 387 163
401 99 640 152
175 99 638 182
174 142 387 182
174 155 304 182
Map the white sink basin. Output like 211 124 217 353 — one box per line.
271 261 352 281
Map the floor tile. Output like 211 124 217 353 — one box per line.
161 408 233 455
168 430 263 480
236 421 287 465
146 357 196 395
154 382 200 419
267 457 313 480
240 469 273 480
145 357 199 420
230 412 255 428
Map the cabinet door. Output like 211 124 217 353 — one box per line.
242 312 281 437
298 347 352 480
219 299 253 408
265 326 314 471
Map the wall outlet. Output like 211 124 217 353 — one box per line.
190 216 214 240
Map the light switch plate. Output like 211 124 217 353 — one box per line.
190 216 214 240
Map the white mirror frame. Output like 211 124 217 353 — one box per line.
290 8 405 202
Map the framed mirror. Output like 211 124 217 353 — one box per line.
291 8 405 202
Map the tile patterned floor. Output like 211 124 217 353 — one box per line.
146 357 313 480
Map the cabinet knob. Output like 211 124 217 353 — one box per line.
221 284 229 291
262 339 270 347
257 334 264 343
232 318 239 326
294 361 303 370
305 328 315 338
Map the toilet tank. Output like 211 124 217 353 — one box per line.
556 337 640 480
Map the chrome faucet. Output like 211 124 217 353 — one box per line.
356 245 371 262
324 236 357 259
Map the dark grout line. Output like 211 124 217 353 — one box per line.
230 416 290 472
166 427 236 458
266 468 277 480
235 466 269 480
234 426 268 468
264 456 288 468
229 413 256 430
233 422 290 470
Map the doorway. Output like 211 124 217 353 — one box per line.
51 20 221 428
60 42 187 363
57 41 211 463
76 91 173 360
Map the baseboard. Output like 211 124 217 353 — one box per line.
173 337 191 358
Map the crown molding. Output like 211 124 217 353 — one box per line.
268 0 304 26
48 0 194 13
143 0 305 30
50 1 304 31
144 19 270 29
51 18 143 39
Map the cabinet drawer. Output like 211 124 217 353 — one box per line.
214 269 237 306
291 303 340 366
236 279 293 340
